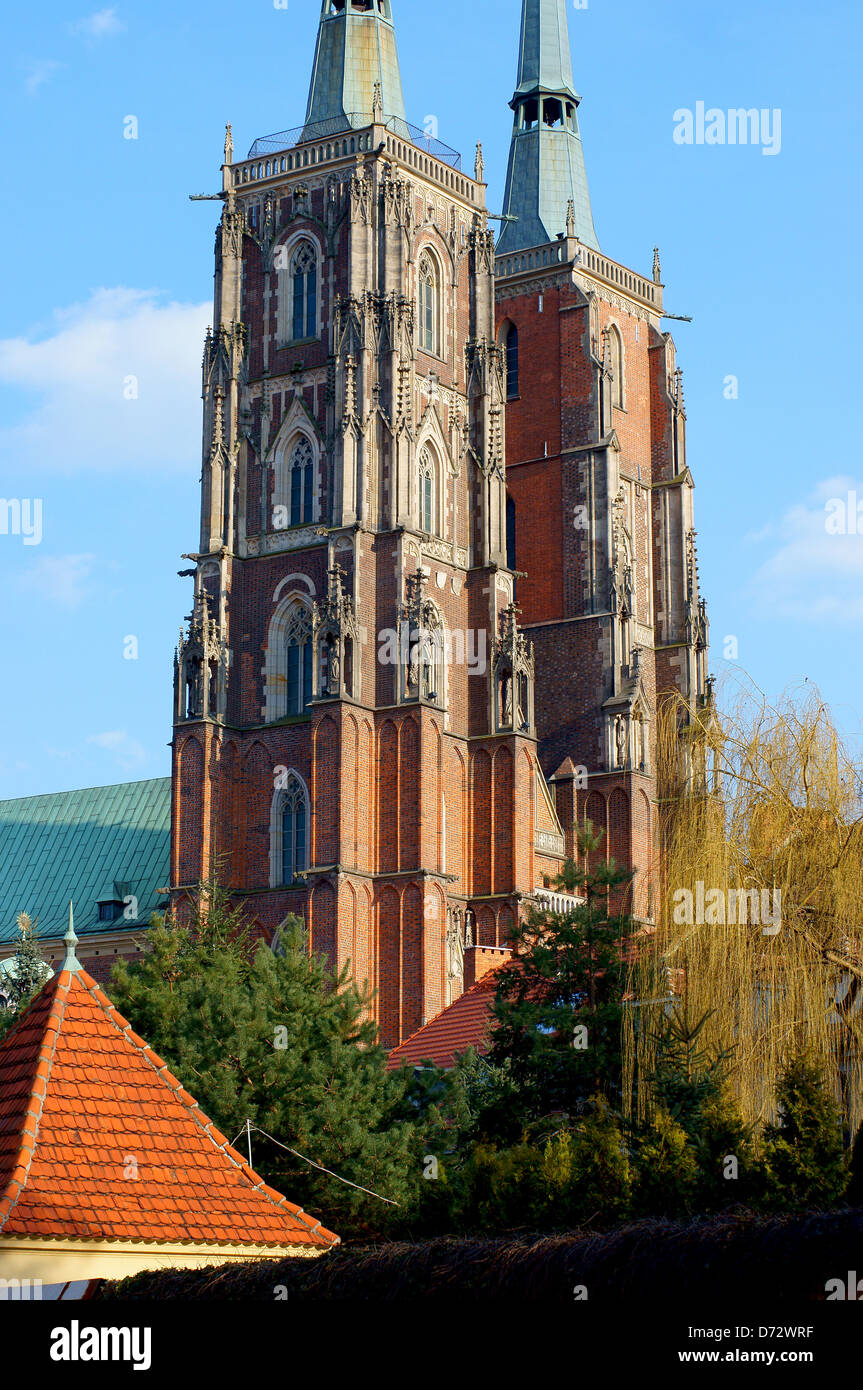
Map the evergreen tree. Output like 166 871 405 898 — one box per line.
486 821 634 1127
109 882 419 1234
649 1005 732 1129
639 1003 756 1212
0 914 50 1039
760 1053 848 1209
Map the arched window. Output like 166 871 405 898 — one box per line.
285 604 314 715
290 239 317 342
608 325 625 409
289 436 315 525
505 325 519 399
270 774 309 887
418 252 438 354
418 447 436 534
281 782 307 884
266 597 316 721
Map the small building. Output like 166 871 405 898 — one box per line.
0 779 171 981
0 912 338 1290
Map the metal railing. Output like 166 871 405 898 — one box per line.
248 114 462 170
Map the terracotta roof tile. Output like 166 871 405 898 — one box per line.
0 968 339 1251
387 967 504 1071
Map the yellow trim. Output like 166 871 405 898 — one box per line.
0 1238 324 1284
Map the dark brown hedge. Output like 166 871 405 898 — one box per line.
95 1209 862 1302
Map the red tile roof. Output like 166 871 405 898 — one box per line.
0 966 339 1251
387 968 504 1071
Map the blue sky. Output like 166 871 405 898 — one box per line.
0 0 861 798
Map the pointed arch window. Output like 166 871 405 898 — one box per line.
290 239 318 342
266 598 316 721
284 603 314 716
289 436 315 526
271 774 309 887
608 326 625 409
282 783 307 884
505 325 519 399
418 252 438 355
419 447 436 535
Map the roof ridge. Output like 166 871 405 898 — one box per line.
0 973 72 1234
73 972 336 1244
0 776 172 808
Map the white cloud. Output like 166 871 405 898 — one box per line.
17 554 97 609
24 60 61 95
745 476 863 622
87 729 147 772
0 288 210 473
73 9 125 39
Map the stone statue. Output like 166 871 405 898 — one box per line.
497 672 511 728
187 659 204 718
465 910 475 948
616 716 627 768
447 916 465 984
328 643 340 693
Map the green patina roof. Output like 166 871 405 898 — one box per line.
0 779 171 947
498 0 599 255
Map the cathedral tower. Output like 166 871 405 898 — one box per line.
496 0 710 919
171 0 567 1046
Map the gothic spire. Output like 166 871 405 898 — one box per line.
305 0 407 137
498 0 599 255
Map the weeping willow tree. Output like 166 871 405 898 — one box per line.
625 679 863 1139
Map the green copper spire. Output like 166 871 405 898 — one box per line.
498 0 599 255
305 0 407 136
63 901 82 974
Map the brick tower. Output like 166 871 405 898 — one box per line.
170 0 566 1046
495 0 711 920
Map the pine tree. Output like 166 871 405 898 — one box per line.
0 914 49 1039
485 821 634 1128
650 1004 732 1129
109 882 419 1234
760 1053 848 1209
640 1004 756 1212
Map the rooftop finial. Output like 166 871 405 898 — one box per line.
63 901 82 974
475 143 485 183
653 246 662 284
224 123 233 165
